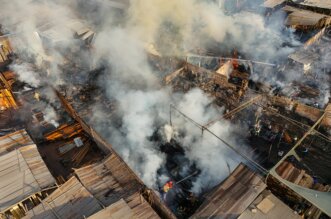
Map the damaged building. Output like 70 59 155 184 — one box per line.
0 0 331 219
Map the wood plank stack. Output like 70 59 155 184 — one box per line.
44 123 82 141
276 161 314 188
72 144 90 167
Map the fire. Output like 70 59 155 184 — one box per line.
0 37 13 64
34 92 40 101
0 89 18 110
232 49 239 69
44 123 83 141
163 181 174 193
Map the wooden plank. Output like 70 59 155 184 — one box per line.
23 177 102 219
0 129 33 155
75 158 160 219
0 145 55 213
87 199 134 219
191 164 266 218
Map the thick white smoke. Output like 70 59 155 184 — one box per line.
0 0 311 193
90 25 245 189
10 63 41 87
127 0 299 60
172 89 245 193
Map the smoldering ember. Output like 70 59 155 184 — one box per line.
0 0 331 218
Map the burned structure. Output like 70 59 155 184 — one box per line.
0 0 331 219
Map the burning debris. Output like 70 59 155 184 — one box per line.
0 0 331 218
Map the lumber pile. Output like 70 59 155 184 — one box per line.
72 143 90 167
44 122 82 141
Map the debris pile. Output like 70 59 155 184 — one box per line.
0 0 331 219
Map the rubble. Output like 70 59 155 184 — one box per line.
0 0 331 219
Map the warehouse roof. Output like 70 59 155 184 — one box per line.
74 155 160 219
87 199 133 219
191 163 266 219
0 144 55 212
23 177 102 219
0 129 33 156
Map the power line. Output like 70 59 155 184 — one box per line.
254 103 331 142
169 104 268 175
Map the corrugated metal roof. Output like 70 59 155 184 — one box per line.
263 0 286 8
87 199 133 219
283 6 328 26
74 155 160 219
0 145 55 212
23 177 102 219
0 129 34 156
191 163 267 219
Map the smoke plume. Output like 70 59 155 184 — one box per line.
1 0 320 194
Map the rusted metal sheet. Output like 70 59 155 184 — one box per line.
191 163 266 219
0 145 55 213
